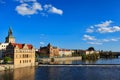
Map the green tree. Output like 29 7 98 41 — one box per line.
4 57 12 63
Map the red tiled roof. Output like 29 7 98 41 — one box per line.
10 43 33 49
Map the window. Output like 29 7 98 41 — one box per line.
27 54 28 58
29 60 31 62
20 60 21 63
23 54 24 58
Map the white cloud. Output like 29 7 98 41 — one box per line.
87 42 102 45
102 39 110 42
86 26 94 33
86 28 94 33
40 42 45 45
86 20 120 33
17 0 36 3
83 33 120 45
15 1 63 16
96 20 120 33
33 2 43 10
97 27 113 33
87 38 119 45
111 38 119 42
83 34 96 40
101 38 120 42
44 4 63 15
97 26 120 33
113 26 120 31
95 20 112 27
15 2 42 16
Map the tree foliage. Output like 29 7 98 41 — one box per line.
4 57 12 63
82 53 99 60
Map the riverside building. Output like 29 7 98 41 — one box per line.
0 28 13 59
4 28 35 68
39 43 59 58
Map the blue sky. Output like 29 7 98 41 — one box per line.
0 0 120 51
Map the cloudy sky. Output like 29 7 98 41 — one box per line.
0 0 120 51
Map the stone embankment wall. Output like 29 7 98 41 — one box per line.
0 62 38 71
0 64 14 71
39 56 82 62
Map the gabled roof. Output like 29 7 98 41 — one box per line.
10 43 33 49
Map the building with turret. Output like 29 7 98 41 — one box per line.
39 43 59 58
0 28 14 59
2 27 35 68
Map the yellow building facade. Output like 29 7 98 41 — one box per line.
5 43 35 68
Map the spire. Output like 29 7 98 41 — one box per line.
48 43 52 47
5 27 15 43
8 27 13 37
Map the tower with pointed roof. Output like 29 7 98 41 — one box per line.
47 43 52 48
5 27 15 43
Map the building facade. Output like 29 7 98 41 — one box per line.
85 50 99 55
39 43 59 58
0 28 15 59
0 43 9 59
3 27 35 68
4 43 35 68
59 49 73 57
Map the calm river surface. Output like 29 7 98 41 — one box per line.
0 57 120 80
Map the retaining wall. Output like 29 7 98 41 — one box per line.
39 56 82 62
0 64 14 71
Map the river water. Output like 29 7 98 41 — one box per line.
0 58 120 80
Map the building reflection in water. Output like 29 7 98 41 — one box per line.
0 70 13 80
13 67 35 80
49 60 73 64
0 67 35 80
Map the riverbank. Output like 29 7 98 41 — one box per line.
0 62 38 71
39 64 120 67
38 56 82 62
0 64 14 71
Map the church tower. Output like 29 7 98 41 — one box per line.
5 27 15 43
